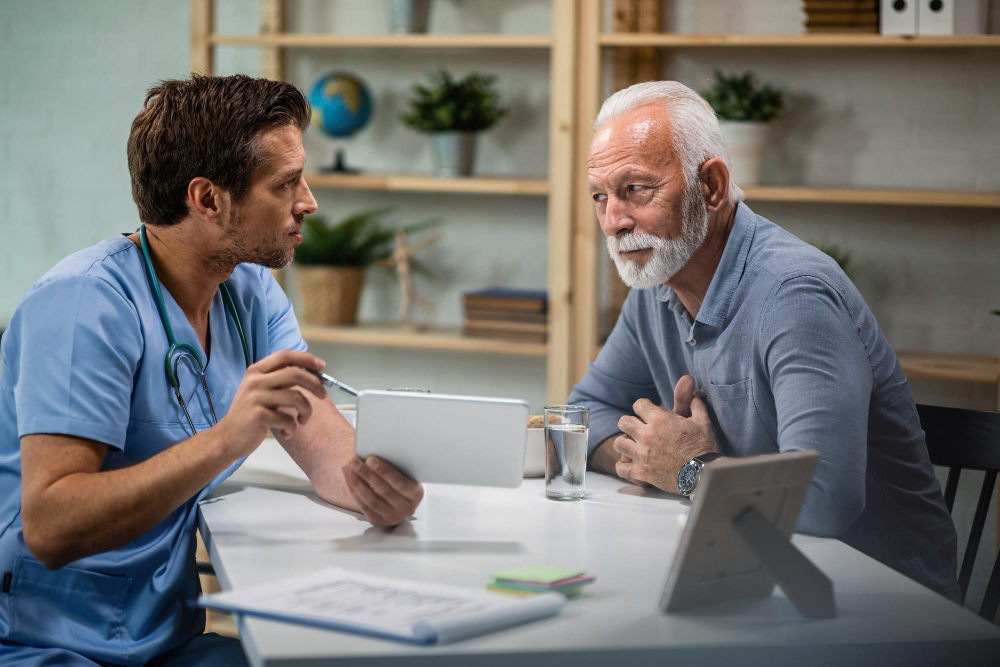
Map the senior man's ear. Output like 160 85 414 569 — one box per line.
698 158 731 212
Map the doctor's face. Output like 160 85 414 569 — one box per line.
223 124 318 269
587 106 708 289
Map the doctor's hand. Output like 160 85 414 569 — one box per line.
342 456 424 527
613 389 718 494
216 350 328 458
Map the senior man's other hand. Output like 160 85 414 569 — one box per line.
613 382 718 494
342 456 424 527
615 375 702 488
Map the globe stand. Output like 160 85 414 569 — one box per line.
322 148 360 175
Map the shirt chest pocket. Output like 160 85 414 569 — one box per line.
7 556 132 664
702 378 774 456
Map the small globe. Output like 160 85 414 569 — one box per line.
308 72 373 139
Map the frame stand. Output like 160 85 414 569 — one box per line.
732 506 837 619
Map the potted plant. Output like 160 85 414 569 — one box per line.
385 0 431 34
401 70 508 177
701 69 784 185
294 209 435 326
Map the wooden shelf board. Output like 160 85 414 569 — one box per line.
211 34 551 49
896 352 999 384
742 186 1000 208
592 346 997 385
600 33 1000 48
305 173 549 196
301 324 548 357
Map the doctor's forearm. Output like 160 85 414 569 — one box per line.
273 392 362 513
21 430 240 569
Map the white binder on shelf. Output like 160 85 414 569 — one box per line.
880 0 918 34
917 0 989 35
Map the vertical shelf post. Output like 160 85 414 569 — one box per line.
191 0 213 75
571 0 603 386
546 0 580 404
260 0 285 81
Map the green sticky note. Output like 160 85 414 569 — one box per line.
490 565 583 584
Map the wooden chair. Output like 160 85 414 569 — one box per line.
916 403 1000 621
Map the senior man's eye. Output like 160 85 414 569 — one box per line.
628 184 644 192
592 193 607 203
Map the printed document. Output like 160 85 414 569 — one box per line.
197 566 565 645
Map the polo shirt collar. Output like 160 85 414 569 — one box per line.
654 202 757 329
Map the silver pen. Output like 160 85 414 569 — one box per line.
309 369 358 397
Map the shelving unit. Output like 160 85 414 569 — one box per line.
305 173 549 196
190 1 998 405
571 0 1000 403
742 186 1000 209
209 33 553 49
895 353 999 385
300 324 548 357
599 33 1000 48
192 0 578 403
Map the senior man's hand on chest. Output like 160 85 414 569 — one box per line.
614 375 719 494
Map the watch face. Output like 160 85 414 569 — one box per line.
678 462 698 496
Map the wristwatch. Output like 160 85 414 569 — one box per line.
677 452 723 498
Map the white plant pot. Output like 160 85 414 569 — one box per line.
524 427 545 478
385 0 431 34
431 131 477 177
719 120 771 185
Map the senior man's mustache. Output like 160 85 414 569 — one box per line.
607 231 665 255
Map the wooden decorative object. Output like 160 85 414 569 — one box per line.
377 231 442 325
296 265 365 326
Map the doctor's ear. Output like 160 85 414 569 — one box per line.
698 158 731 213
186 177 227 223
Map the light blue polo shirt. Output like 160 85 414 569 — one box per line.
569 203 960 602
0 234 306 665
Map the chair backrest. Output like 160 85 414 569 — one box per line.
916 403 1000 622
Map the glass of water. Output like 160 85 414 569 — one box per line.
544 405 589 501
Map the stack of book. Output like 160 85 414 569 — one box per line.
462 288 547 343
803 0 878 33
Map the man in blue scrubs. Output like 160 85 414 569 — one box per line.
0 75 424 665
570 81 960 601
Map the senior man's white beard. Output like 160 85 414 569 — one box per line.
606 183 709 289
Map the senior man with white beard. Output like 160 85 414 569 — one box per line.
567 81 960 602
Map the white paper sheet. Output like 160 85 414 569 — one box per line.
198 566 565 645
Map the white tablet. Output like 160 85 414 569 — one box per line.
354 390 530 488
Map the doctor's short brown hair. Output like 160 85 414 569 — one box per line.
126 74 311 226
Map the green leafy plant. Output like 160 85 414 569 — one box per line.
400 70 508 133
701 69 784 122
812 241 854 279
295 209 438 269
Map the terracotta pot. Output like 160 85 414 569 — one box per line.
296 265 365 326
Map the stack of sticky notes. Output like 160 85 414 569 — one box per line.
488 566 595 598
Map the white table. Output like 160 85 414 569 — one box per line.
198 440 1000 666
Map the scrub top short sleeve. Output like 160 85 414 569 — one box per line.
261 267 307 354
14 275 142 451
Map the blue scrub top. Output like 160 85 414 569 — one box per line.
0 234 307 665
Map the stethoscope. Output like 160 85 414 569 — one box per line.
138 223 252 435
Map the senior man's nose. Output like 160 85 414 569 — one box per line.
601 197 636 237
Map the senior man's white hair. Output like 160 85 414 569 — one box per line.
594 80 745 205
